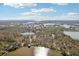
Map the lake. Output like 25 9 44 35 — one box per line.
63 31 79 40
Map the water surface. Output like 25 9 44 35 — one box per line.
64 31 79 40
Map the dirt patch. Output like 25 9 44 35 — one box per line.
6 47 62 56
6 47 34 56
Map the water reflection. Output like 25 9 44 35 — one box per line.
34 47 49 56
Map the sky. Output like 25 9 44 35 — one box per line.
0 3 79 21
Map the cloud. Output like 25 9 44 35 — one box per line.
20 10 79 21
17 13 79 21
53 3 68 6
53 12 79 20
67 12 78 16
31 8 56 13
51 12 79 20
16 16 55 21
21 8 56 16
3 3 37 8
57 3 68 6
1 14 79 21
20 8 56 17
21 12 40 16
